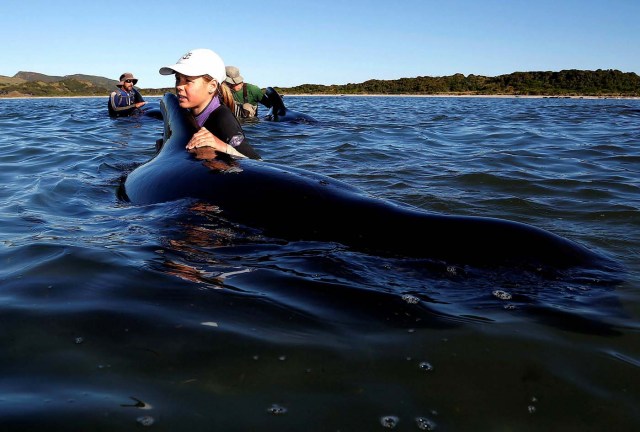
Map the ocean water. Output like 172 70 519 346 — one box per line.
0 95 639 431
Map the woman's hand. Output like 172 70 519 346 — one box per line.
186 127 247 158
186 127 226 151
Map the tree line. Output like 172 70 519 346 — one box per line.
1 69 638 97
274 69 640 97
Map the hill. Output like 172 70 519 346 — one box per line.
1 69 639 98
11 71 120 88
14 71 65 83
0 71 119 97
0 74 27 85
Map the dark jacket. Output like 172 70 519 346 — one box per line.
200 104 260 160
108 88 144 117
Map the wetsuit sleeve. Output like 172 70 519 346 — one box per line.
134 89 145 103
203 105 261 160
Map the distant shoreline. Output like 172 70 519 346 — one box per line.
280 94 640 100
3 69 639 100
1 93 639 100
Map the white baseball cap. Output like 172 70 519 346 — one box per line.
159 48 226 84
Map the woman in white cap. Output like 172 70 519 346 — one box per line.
159 48 260 159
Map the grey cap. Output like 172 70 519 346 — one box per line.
225 66 244 85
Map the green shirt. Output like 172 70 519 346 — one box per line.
231 83 264 106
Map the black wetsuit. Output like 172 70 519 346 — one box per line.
196 101 261 160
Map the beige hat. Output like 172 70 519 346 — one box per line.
159 49 226 84
117 72 138 87
225 66 244 85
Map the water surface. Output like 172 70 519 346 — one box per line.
0 95 639 431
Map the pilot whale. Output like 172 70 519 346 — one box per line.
262 87 317 123
119 93 617 272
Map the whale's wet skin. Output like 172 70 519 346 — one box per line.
1 95 638 430
121 94 619 274
262 87 318 123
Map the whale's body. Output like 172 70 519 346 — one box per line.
119 93 616 272
262 87 317 123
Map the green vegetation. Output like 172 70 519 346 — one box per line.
143 87 175 96
0 77 115 97
1 69 638 98
276 69 640 97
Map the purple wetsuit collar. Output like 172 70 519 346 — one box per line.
193 96 220 128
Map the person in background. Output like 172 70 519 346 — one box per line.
159 49 260 160
224 66 272 119
108 72 146 117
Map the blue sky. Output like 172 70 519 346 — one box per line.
1 0 638 89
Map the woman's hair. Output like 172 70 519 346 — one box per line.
203 74 236 111
218 83 236 111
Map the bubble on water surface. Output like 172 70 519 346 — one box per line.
419 361 434 372
446 266 460 275
401 294 420 304
267 404 287 415
528 395 538 414
380 415 399 428
492 290 512 300
415 416 437 430
136 415 155 426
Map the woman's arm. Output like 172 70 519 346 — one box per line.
185 127 247 158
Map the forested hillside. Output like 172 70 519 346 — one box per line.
275 69 640 97
1 69 638 97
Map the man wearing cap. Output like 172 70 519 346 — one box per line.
108 72 147 117
224 66 271 119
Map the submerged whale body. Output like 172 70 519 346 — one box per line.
119 93 617 272
141 103 163 120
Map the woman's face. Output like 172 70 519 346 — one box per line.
174 73 216 114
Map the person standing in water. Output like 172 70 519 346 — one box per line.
224 66 272 119
108 72 146 117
